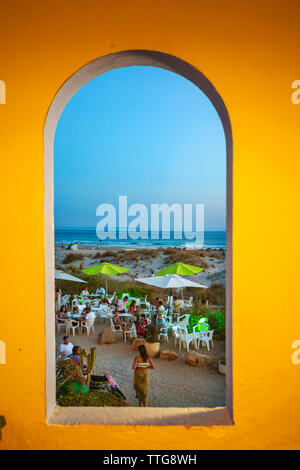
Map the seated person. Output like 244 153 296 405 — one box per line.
101 294 111 305
162 298 169 309
81 287 89 297
57 305 68 323
86 307 95 322
72 306 79 315
96 286 106 296
59 336 74 358
156 313 167 334
172 296 181 321
157 300 165 314
68 306 80 326
140 313 148 327
82 306 95 322
69 345 82 366
113 309 130 333
128 300 136 315
173 296 181 312
111 294 119 308
135 313 148 337
69 346 87 373
80 307 88 318
118 296 129 313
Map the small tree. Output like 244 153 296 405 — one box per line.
145 323 160 343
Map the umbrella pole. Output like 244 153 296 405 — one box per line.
106 277 108 294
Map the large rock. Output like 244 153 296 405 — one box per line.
159 350 178 361
185 352 212 367
98 328 117 345
132 338 146 351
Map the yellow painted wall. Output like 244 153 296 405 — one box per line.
0 0 300 449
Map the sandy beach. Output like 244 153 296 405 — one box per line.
56 324 226 408
55 244 226 287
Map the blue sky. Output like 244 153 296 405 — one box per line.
54 66 226 231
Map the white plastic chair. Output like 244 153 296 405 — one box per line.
123 322 136 342
109 317 123 338
65 319 80 337
175 313 190 331
56 316 67 334
162 315 175 334
158 330 168 342
142 311 152 320
177 313 191 324
98 304 109 321
178 327 195 352
184 297 193 308
90 299 100 309
197 329 214 351
172 326 181 347
61 295 71 309
192 322 207 344
140 295 150 309
81 318 95 336
108 292 117 303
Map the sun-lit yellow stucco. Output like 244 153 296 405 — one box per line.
0 0 300 449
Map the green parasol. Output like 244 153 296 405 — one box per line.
156 262 204 276
82 262 130 292
156 262 204 302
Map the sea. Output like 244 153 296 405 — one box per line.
55 228 226 249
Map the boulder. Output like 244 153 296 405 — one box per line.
97 328 117 345
185 352 212 367
132 338 146 351
159 350 178 361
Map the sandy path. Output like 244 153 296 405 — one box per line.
56 324 225 408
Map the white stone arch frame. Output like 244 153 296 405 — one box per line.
44 50 233 425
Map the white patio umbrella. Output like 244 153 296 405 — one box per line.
136 274 207 289
136 273 207 304
55 270 87 283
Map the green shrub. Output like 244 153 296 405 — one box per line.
58 390 125 407
189 306 225 339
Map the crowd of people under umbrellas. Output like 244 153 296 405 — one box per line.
55 285 184 340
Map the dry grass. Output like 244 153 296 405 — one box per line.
163 249 210 270
184 283 225 308
62 252 85 264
